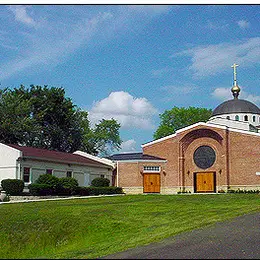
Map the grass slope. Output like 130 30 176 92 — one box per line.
0 194 260 259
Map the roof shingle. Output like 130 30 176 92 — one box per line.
107 152 166 161
7 144 111 168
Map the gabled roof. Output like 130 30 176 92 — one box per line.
141 121 260 148
107 152 166 162
7 144 112 168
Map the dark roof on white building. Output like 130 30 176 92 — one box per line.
212 99 260 116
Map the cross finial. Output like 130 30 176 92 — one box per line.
231 63 240 99
231 63 239 86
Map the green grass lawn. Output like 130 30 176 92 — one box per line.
1 193 260 259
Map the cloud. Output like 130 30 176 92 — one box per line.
175 37 260 78
9 5 37 27
212 87 231 100
1 6 171 81
88 91 158 130
119 139 137 153
237 20 250 29
0 11 113 80
151 67 173 78
212 87 260 105
206 21 229 30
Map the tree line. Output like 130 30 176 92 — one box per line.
0 85 121 156
0 85 213 155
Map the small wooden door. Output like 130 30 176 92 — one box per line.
143 173 160 193
195 172 216 193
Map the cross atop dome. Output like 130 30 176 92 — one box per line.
231 63 240 99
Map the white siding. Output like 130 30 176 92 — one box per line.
20 159 113 186
0 144 21 184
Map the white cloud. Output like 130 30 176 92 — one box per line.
206 21 229 30
151 67 173 78
1 6 171 80
212 87 260 105
0 11 113 81
212 87 231 100
237 20 250 29
89 91 158 130
9 5 37 27
119 139 137 153
175 37 260 78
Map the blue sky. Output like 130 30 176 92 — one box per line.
1 4 260 154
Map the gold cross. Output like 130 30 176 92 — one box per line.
231 63 239 85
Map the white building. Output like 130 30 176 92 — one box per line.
0 143 115 187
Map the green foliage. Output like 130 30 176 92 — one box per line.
32 175 79 196
75 186 124 196
0 85 122 155
58 177 79 195
154 106 212 139
1 179 24 195
0 194 260 259
28 184 53 196
35 174 61 190
91 177 110 187
227 189 260 194
88 186 124 195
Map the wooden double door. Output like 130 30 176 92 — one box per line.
194 172 216 193
143 173 160 193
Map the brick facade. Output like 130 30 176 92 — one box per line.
117 123 260 194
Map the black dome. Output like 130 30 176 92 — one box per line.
212 99 260 116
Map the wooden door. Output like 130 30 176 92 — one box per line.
195 172 215 193
143 173 160 193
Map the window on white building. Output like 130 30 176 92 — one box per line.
143 166 160 172
46 169 53 175
23 167 30 183
235 115 239 121
253 116 256 122
244 115 248 121
66 171 72 178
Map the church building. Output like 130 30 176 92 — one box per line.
109 64 260 194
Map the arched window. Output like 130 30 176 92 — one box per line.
226 116 230 119
244 115 248 121
235 115 239 121
253 116 256 122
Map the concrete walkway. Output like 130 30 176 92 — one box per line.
102 212 260 259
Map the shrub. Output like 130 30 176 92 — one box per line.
28 184 53 196
91 177 110 187
54 177 78 195
35 174 61 193
74 186 91 196
59 177 78 190
1 179 24 195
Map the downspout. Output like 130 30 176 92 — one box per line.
226 126 230 190
116 161 119 187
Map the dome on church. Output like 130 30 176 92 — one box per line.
209 64 260 130
212 98 260 116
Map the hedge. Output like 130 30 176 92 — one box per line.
91 177 110 187
28 184 53 196
1 179 24 195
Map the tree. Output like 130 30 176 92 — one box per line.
0 85 122 155
154 106 212 140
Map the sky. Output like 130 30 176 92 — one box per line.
1 4 260 154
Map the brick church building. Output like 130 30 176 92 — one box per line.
109 64 260 194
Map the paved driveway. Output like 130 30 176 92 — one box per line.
102 212 260 259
